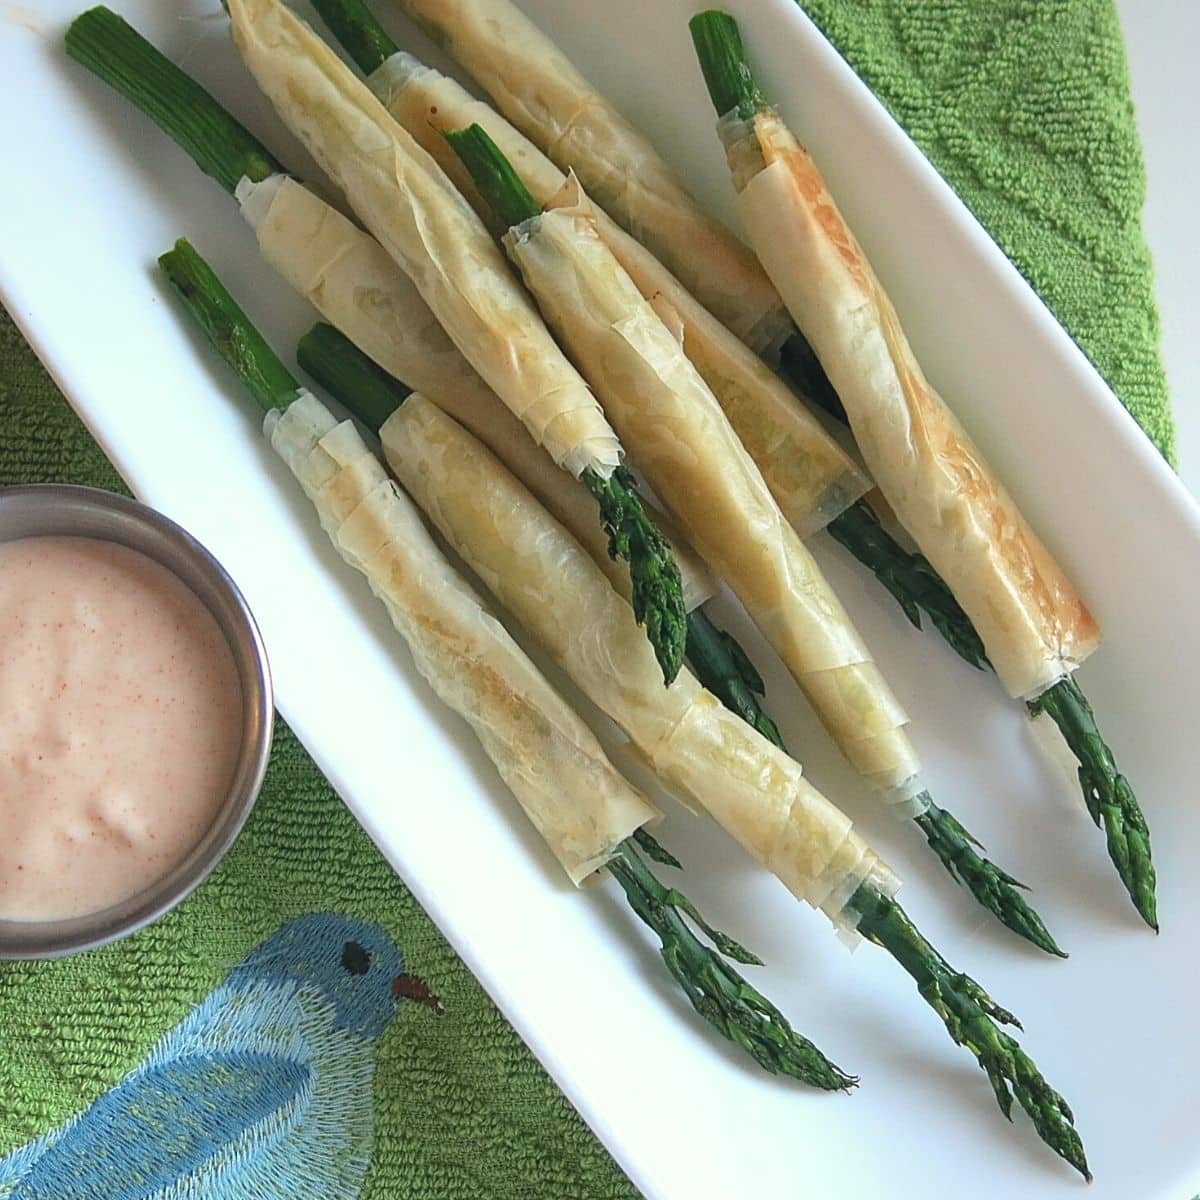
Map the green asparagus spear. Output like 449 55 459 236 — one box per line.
1030 676 1156 929
914 802 1063 957
778 329 846 423
309 0 398 77
608 842 855 1089
690 6 1156 931
683 606 785 750
846 882 1088 1178
827 500 988 671
161 237 851 1088
65 7 283 195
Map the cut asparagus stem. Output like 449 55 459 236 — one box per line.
778 330 846 423
610 842 856 1090
297 320 410 431
1030 677 1157 930
690 10 770 121
163 243 847 1089
443 122 687 685
692 6 1155 931
65 7 284 195
688 7 768 122
847 883 1089 1179
685 607 785 750
913 800 1065 957
443 121 542 227
309 0 398 77
827 501 988 671
159 239 298 412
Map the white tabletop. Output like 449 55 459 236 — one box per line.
1118 1 1200 489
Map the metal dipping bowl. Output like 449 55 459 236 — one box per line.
0 485 273 959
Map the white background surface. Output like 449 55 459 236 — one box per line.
3 2 1200 1198
1118 0 1199 488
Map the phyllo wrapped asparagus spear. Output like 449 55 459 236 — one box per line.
349 376 1086 1178
160 236 852 1087
62 7 784 748
218 0 687 682
446 125 1060 954
689 9 1155 930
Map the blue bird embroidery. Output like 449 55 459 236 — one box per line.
0 914 442 1200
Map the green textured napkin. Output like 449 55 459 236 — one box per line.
0 2 1172 1198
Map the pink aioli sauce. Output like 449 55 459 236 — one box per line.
0 536 243 921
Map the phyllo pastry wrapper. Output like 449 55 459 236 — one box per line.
264 390 657 883
228 0 619 479
391 0 792 357
236 172 715 612
369 52 868 536
504 180 922 802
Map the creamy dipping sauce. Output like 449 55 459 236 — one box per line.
0 536 243 921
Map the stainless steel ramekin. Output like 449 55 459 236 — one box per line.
0 485 273 959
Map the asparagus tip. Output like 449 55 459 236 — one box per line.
914 799 1066 958
684 608 787 751
584 467 687 685
851 885 1088 1177
612 841 856 1090
1030 676 1157 930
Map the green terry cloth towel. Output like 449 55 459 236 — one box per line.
801 0 1174 461
0 2 1173 1198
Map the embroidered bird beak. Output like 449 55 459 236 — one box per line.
392 972 443 1014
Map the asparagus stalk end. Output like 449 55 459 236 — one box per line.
159 239 299 413
309 0 400 77
688 10 769 121
298 322 411 435
444 123 543 229
65 5 284 195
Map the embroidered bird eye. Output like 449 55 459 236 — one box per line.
340 941 371 975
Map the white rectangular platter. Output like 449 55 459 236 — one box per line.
3 2 1200 1196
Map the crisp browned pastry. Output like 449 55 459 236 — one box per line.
722 108 1100 699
